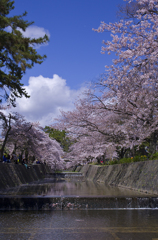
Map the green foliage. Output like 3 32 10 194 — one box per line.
44 126 71 152
0 0 49 106
108 160 119 165
89 162 99 165
55 170 62 173
90 152 157 167
119 157 132 164
150 152 158 160
119 155 146 164
119 155 148 164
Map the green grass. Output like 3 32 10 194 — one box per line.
55 170 62 173
89 162 99 165
89 153 158 166
150 152 158 160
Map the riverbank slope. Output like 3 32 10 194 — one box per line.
0 163 51 190
76 160 158 195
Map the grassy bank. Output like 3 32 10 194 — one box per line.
90 152 158 166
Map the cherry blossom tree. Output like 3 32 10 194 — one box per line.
92 0 158 155
54 97 122 164
0 112 64 169
0 112 20 159
54 0 158 164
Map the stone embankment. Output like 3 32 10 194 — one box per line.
76 160 158 195
0 163 51 190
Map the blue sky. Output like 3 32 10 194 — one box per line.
9 0 125 126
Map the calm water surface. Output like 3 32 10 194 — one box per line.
0 180 157 239
0 210 158 239
0 179 154 197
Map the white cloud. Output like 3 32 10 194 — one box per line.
14 75 85 126
5 26 50 48
19 26 50 39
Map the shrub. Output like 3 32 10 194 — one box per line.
150 152 158 160
108 160 118 165
119 157 132 164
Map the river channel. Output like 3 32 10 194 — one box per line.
0 179 153 197
0 178 158 239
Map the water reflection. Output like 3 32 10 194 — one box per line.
0 179 153 197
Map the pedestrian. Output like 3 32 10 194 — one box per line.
6 153 10 163
3 152 7 163
11 151 18 164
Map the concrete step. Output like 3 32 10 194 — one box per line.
46 172 84 179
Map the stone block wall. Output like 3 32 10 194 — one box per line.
0 163 51 190
76 160 158 195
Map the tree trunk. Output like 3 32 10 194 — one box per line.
0 125 11 161
14 143 17 153
116 147 126 159
149 131 158 157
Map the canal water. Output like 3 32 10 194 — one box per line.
0 210 158 239
0 179 153 197
0 179 158 239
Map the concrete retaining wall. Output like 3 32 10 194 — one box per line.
76 160 158 195
0 163 51 190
